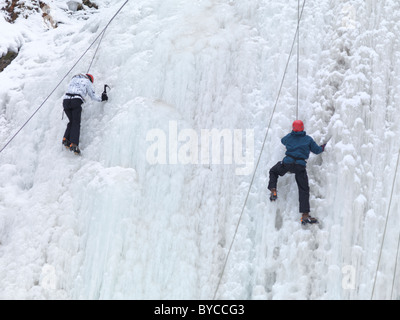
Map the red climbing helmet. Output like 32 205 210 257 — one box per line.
86 74 94 83
292 120 304 132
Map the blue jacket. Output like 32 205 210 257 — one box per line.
281 131 323 166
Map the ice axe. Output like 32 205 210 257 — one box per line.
103 84 111 94
321 135 332 151
102 84 111 102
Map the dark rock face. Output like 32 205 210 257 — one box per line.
1 0 48 23
0 50 18 73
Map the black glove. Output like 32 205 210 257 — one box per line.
102 92 108 101
320 143 327 151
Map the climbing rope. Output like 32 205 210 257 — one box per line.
296 0 300 120
87 29 106 74
212 0 307 300
0 0 129 155
391 228 400 299
87 0 130 74
371 148 400 299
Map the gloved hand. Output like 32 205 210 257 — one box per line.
321 143 327 151
102 92 108 101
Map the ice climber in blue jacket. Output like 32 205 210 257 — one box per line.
268 120 326 225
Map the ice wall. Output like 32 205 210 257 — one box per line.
0 0 399 299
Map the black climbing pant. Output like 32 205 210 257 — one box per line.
63 98 83 146
268 161 310 213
